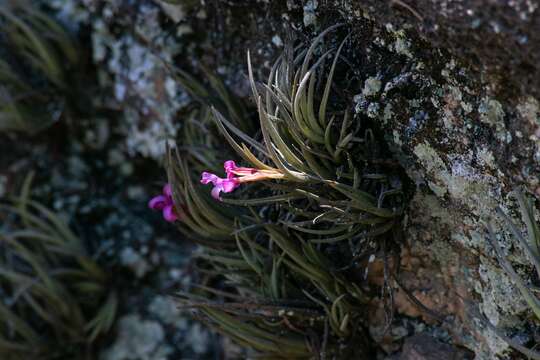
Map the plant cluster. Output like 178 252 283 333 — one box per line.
0 176 117 359
0 0 78 133
167 25 406 358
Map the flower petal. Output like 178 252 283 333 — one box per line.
163 183 173 197
201 172 219 185
224 160 237 172
221 178 239 193
163 205 178 222
211 184 224 200
225 160 257 177
148 195 167 210
202 170 240 201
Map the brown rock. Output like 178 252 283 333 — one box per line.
400 334 468 360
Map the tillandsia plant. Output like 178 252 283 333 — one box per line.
485 190 540 359
209 25 403 243
0 0 78 133
0 177 117 359
164 25 407 358
176 222 373 358
206 24 405 261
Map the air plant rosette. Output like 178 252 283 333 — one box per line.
207 24 404 244
0 178 117 358
0 0 79 133
162 25 407 358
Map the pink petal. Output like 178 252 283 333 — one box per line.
201 172 219 185
201 170 240 201
210 179 240 201
148 195 167 210
163 184 173 197
163 205 178 222
224 160 237 172
221 178 239 193
211 184 224 200
225 161 256 177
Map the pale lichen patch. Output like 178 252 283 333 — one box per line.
393 35 413 58
157 1 186 23
477 261 528 326
478 98 504 126
363 77 382 97
90 1 188 159
383 103 394 125
413 142 449 196
476 147 496 169
516 96 540 127
478 98 509 142
303 0 318 26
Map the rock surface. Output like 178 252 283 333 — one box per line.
400 333 470 360
38 0 540 358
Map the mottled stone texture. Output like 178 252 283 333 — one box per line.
339 0 540 101
346 2 539 358
400 333 471 360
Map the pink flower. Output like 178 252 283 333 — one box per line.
224 160 256 177
201 160 285 201
148 184 179 222
200 171 240 201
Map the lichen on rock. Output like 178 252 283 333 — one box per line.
23 0 540 358
90 1 189 160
